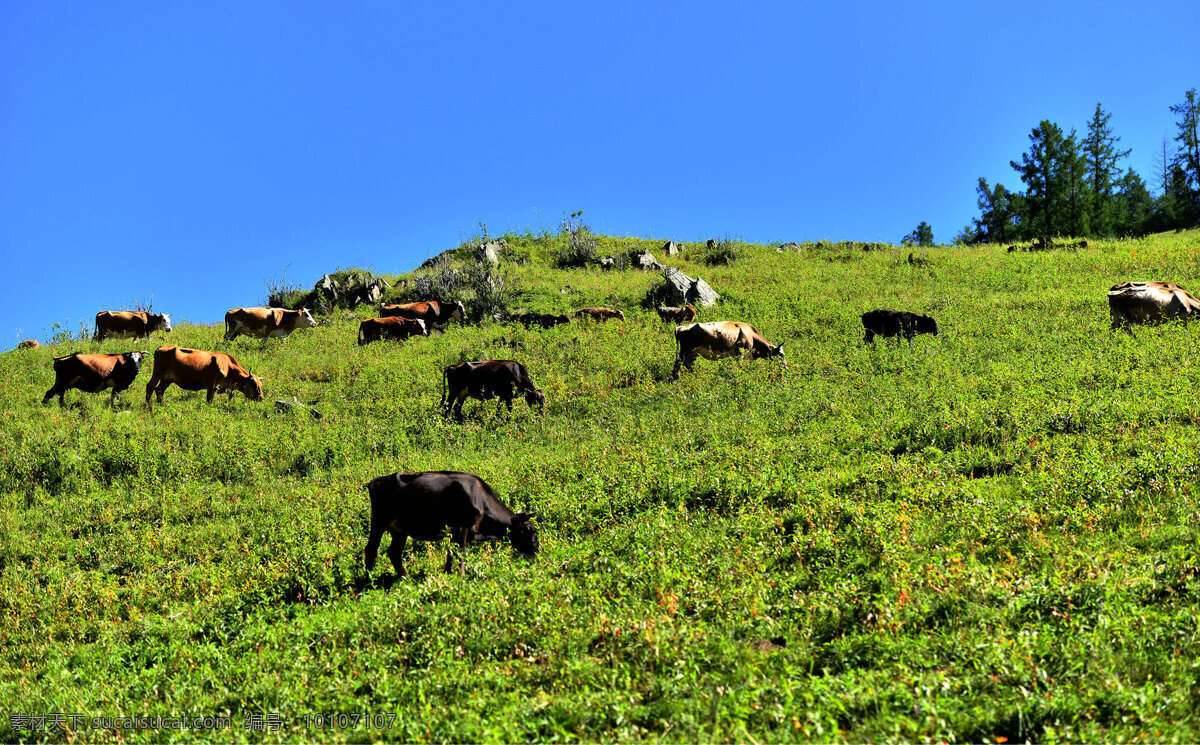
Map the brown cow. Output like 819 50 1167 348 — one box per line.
379 301 467 332
656 305 697 324
672 321 786 378
224 307 316 341
1108 281 1200 330
442 360 545 420
43 351 148 406
358 317 429 346
144 345 264 406
364 470 539 578
94 311 172 341
17 340 39 350
573 307 625 322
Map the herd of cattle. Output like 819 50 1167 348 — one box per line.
20 279 1200 578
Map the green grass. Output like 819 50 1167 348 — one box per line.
2 230 1200 742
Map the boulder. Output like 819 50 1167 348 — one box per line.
662 268 720 307
314 272 390 308
477 239 504 265
633 250 663 271
662 240 679 256
599 257 616 270
777 242 802 252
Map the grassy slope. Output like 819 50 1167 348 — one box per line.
2 232 1199 742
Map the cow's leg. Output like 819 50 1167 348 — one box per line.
364 514 384 571
445 528 469 573
452 392 467 421
386 532 407 578
863 329 876 344
43 384 65 406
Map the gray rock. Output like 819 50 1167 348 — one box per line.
275 397 323 420
663 240 679 256
662 267 720 307
599 257 616 270
777 242 802 252
477 240 504 265
633 251 663 271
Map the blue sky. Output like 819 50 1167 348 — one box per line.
2 1 1197 342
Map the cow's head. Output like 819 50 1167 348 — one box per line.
917 315 939 335
450 301 467 323
509 513 539 556
773 342 787 370
153 313 173 333
525 387 546 409
300 308 317 327
415 319 430 336
237 372 265 402
125 351 148 370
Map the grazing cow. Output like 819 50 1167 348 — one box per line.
17 340 39 350
42 351 148 406
515 312 570 330
358 317 429 346
224 307 316 342
442 359 545 420
94 311 172 341
379 300 467 332
1108 281 1200 330
672 321 786 378
573 307 625 322
144 345 264 406
656 304 697 324
364 470 539 578
861 309 939 343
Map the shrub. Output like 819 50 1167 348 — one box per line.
554 211 600 268
702 235 746 266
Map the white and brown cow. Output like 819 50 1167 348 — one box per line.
43 351 148 406
224 307 316 341
94 311 172 341
1108 281 1200 330
672 321 786 378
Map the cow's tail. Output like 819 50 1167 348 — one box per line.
357 323 364 346
440 366 449 413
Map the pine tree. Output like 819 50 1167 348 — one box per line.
1083 103 1131 237
973 178 1016 243
1115 169 1153 236
1062 130 1091 237
902 222 934 247
1168 88 1200 226
1011 121 1068 239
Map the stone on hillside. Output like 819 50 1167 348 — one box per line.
777 242 802 252
477 239 504 265
634 250 663 271
599 257 616 270
663 240 679 256
314 272 390 308
662 267 720 307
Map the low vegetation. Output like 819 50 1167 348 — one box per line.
2 229 1199 742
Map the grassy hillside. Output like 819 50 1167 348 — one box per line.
2 230 1199 742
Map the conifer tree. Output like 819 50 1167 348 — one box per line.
1011 121 1068 239
1062 131 1091 237
1169 88 1200 226
1083 103 1131 237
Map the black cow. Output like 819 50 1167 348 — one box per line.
364 470 539 578
515 312 570 329
442 359 545 420
43 351 148 405
861 309 939 343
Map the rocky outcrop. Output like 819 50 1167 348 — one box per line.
662 268 719 307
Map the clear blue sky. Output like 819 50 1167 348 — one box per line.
3 1 1197 342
